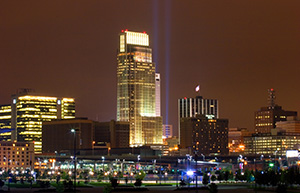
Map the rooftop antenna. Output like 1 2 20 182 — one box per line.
268 88 276 108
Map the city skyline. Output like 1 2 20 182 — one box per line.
1 1 300 135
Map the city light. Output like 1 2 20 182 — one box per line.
187 170 194 176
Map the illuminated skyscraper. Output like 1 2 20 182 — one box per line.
0 89 75 153
117 30 163 146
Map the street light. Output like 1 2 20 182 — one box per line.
71 129 77 193
201 154 205 161
102 156 105 172
274 149 278 173
159 154 162 184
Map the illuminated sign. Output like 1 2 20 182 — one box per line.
125 31 149 46
286 150 299 158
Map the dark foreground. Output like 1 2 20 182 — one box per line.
3 185 298 193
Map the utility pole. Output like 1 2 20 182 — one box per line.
71 129 77 193
195 154 198 193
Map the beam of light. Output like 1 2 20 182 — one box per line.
152 0 159 71
164 0 171 125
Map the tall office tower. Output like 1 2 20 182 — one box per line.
5 89 76 153
178 96 219 119
178 95 218 143
155 73 161 117
0 104 12 141
117 30 163 146
255 89 297 133
180 114 229 155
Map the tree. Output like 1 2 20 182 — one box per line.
268 170 278 187
135 170 146 180
134 179 142 187
202 173 209 186
286 166 297 186
217 172 224 182
211 174 217 182
179 179 186 187
109 177 119 188
224 171 229 181
0 179 4 189
235 169 243 181
208 183 218 193
255 171 264 186
244 169 252 182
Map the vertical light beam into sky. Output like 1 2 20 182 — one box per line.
152 0 159 71
164 0 171 125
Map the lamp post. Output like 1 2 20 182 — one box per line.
176 159 179 188
274 150 278 173
195 154 198 193
102 156 105 172
201 154 205 161
254 135 257 193
159 154 162 184
71 129 77 193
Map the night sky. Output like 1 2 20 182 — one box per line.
1 1 300 135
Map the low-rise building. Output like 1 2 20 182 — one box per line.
244 130 300 156
228 127 252 154
0 141 34 170
42 118 130 154
276 116 300 133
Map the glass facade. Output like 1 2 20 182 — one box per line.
117 31 162 146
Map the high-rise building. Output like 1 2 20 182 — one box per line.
116 30 163 146
178 95 219 143
155 73 161 117
180 114 229 155
178 96 219 119
255 89 297 133
0 89 75 153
